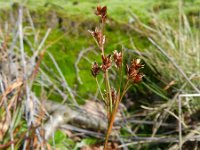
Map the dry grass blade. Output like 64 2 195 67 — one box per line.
148 37 200 94
0 3 53 149
0 80 23 107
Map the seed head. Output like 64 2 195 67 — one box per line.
91 62 100 77
133 73 144 83
101 54 112 72
131 59 144 70
113 50 122 68
95 5 107 23
88 28 105 49
127 59 144 83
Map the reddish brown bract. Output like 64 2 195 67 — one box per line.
127 59 144 83
101 54 112 72
95 6 107 23
133 73 144 83
131 59 144 70
113 50 122 68
88 28 105 49
91 62 100 77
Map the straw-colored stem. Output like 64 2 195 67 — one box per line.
104 89 121 150
103 80 130 149
105 70 112 113
119 80 130 102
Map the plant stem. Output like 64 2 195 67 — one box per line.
119 80 130 102
95 77 105 102
104 89 120 150
105 70 112 113
103 81 130 149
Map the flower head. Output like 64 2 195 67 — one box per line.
127 59 144 83
133 73 144 83
91 62 100 77
95 5 107 23
88 28 105 49
113 50 122 68
101 54 112 72
131 59 144 70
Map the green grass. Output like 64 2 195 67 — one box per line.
1 0 200 21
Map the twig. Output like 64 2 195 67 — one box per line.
60 124 104 138
115 117 176 128
178 94 182 150
43 100 107 139
18 5 32 150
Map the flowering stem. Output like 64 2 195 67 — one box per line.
105 70 112 113
118 63 123 92
104 81 130 149
104 89 120 150
120 80 130 102
95 77 105 102
90 5 144 150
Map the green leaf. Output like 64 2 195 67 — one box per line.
74 138 97 150
49 130 66 146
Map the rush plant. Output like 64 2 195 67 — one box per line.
89 5 144 149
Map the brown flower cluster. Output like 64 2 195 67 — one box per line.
91 62 100 77
95 6 107 23
91 50 123 77
113 50 122 68
101 54 112 72
90 5 144 83
127 59 144 83
88 28 105 49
